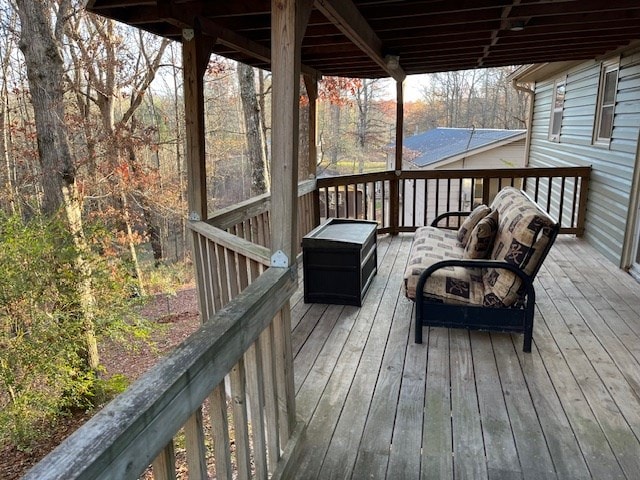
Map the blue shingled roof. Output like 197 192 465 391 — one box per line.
403 128 525 167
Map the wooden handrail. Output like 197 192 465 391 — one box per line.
208 179 316 230
190 220 270 265
208 178 319 253
316 167 591 236
24 267 297 480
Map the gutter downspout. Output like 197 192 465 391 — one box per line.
512 79 535 167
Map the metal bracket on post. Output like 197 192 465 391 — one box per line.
188 211 201 222
183 28 194 41
271 250 289 268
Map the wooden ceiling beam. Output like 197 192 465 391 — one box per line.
157 1 322 77
314 0 405 81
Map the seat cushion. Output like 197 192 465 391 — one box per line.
457 204 491 246
404 226 484 305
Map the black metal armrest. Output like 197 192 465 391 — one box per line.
415 258 535 306
430 211 472 228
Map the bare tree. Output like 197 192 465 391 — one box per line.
420 67 527 130
65 12 170 291
0 5 19 215
237 62 268 195
13 0 99 369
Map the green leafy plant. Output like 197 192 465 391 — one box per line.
0 213 149 449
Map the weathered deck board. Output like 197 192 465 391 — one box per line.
290 235 640 480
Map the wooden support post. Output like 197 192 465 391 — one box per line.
270 0 311 443
390 80 404 234
183 26 215 325
304 73 321 228
182 26 211 221
271 0 302 261
303 73 319 179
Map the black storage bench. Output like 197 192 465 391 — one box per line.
302 218 378 306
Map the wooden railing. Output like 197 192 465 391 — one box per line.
317 167 591 235
24 264 302 479
208 179 319 255
26 220 302 480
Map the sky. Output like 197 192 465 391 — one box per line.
383 74 429 102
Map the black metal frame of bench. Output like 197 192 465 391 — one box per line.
414 203 559 353
415 260 536 352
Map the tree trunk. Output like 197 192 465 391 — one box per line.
258 70 271 178
237 62 268 195
15 0 99 370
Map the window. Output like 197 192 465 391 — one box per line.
594 61 619 144
549 79 565 142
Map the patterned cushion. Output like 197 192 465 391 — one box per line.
464 209 498 259
405 188 557 310
457 204 491 246
404 226 484 305
482 188 557 307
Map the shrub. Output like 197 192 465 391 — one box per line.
0 213 147 449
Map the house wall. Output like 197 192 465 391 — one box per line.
442 139 526 170
527 48 640 265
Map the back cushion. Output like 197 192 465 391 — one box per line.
464 209 498 259
482 188 557 307
457 204 491 246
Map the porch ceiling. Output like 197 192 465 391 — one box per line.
86 0 640 78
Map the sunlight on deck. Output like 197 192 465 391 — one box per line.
290 234 640 480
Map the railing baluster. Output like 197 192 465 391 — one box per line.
381 180 386 227
435 179 440 221
216 244 231 305
446 179 451 227
209 383 232 480
400 179 405 227
230 359 252 480
345 183 350 218
273 306 296 443
152 441 177 480
558 176 566 227
423 179 429 226
571 176 578 228
547 177 553 212
193 232 212 318
184 410 207 478
260 325 281 471
226 249 240 299
246 341 268 480
206 237 222 315
412 179 417 228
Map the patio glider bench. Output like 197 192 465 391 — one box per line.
404 187 559 352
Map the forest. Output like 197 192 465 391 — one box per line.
0 0 528 472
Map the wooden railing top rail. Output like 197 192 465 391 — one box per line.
316 166 591 186
190 220 271 265
398 166 592 180
316 170 395 187
209 178 316 230
24 267 296 480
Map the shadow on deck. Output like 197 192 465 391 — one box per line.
290 234 640 480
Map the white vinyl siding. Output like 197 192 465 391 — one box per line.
527 51 640 265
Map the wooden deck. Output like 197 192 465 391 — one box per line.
288 234 640 480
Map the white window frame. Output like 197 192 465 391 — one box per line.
594 60 619 145
549 78 566 142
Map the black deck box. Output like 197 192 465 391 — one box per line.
302 218 378 306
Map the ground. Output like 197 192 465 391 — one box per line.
0 288 201 480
